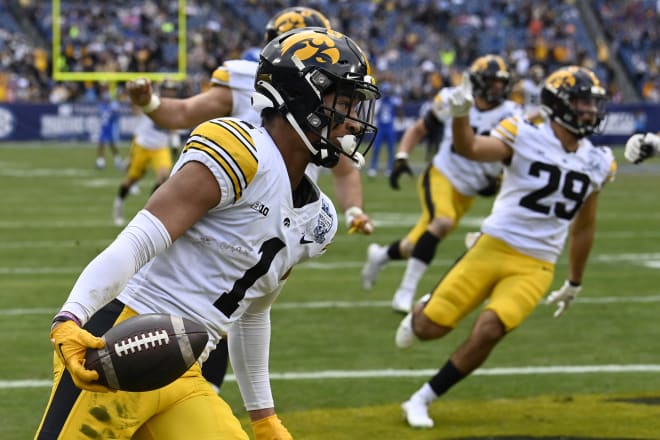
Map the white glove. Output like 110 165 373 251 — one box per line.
345 206 374 235
545 280 582 318
624 132 660 164
448 72 474 118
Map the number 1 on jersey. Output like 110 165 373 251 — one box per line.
214 237 286 317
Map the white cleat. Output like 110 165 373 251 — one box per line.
361 243 387 290
395 312 417 349
402 399 434 429
114 156 126 171
113 198 125 226
391 288 414 314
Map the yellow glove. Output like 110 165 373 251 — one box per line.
251 414 293 440
50 320 110 392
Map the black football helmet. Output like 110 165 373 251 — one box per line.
468 55 512 105
264 7 332 43
253 27 380 168
541 66 607 138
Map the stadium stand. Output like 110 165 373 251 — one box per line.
0 0 656 104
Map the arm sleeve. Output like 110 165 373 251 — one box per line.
228 282 286 411
60 209 172 325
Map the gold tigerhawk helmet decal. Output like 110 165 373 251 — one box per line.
280 29 341 64
546 66 604 94
272 8 331 35
470 55 508 75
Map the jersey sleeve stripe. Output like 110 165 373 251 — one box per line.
189 120 258 180
222 119 256 144
184 138 243 201
210 119 257 157
183 120 258 202
492 117 518 145
210 66 230 86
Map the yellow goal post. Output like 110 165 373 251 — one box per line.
51 0 187 85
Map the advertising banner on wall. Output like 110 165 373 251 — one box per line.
0 101 658 146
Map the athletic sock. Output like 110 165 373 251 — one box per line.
428 360 466 397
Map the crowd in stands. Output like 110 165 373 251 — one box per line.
593 0 660 101
0 0 658 105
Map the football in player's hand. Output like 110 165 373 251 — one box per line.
85 313 208 392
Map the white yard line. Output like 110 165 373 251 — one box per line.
4 364 660 389
3 250 660 274
3 294 660 318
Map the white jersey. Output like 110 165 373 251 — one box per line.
133 114 170 149
482 117 616 263
211 60 323 182
118 117 338 355
519 78 543 115
430 87 522 196
211 60 261 125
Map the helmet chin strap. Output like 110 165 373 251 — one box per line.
253 80 322 157
254 80 364 168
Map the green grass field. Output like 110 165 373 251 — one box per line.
2 141 660 439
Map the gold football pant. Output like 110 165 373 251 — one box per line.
424 233 555 331
126 140 173 181
404 165 475 245
34 301 247 440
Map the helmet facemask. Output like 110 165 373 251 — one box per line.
302 71 379 168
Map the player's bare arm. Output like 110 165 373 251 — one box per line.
127 79 233 129
566 190 599 284
390 117 428 190
145 161 221 241
398 118 428 155
451 116 512 162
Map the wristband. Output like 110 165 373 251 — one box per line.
51 311 82 330
141 94 161 113
345 206 364 219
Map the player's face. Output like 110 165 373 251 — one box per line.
573 97 603 127
324 93 365 141
485 78 507 98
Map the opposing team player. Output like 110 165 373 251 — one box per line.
35 27 379 440
396 65 615 429
361 55 521 313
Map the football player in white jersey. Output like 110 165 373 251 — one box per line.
395 65 616 429
126 6 374 392
624 130 660 164
112 82 179 226
36 28 379 440
511 63 545 122
361 55 521 313
126 6 373 237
